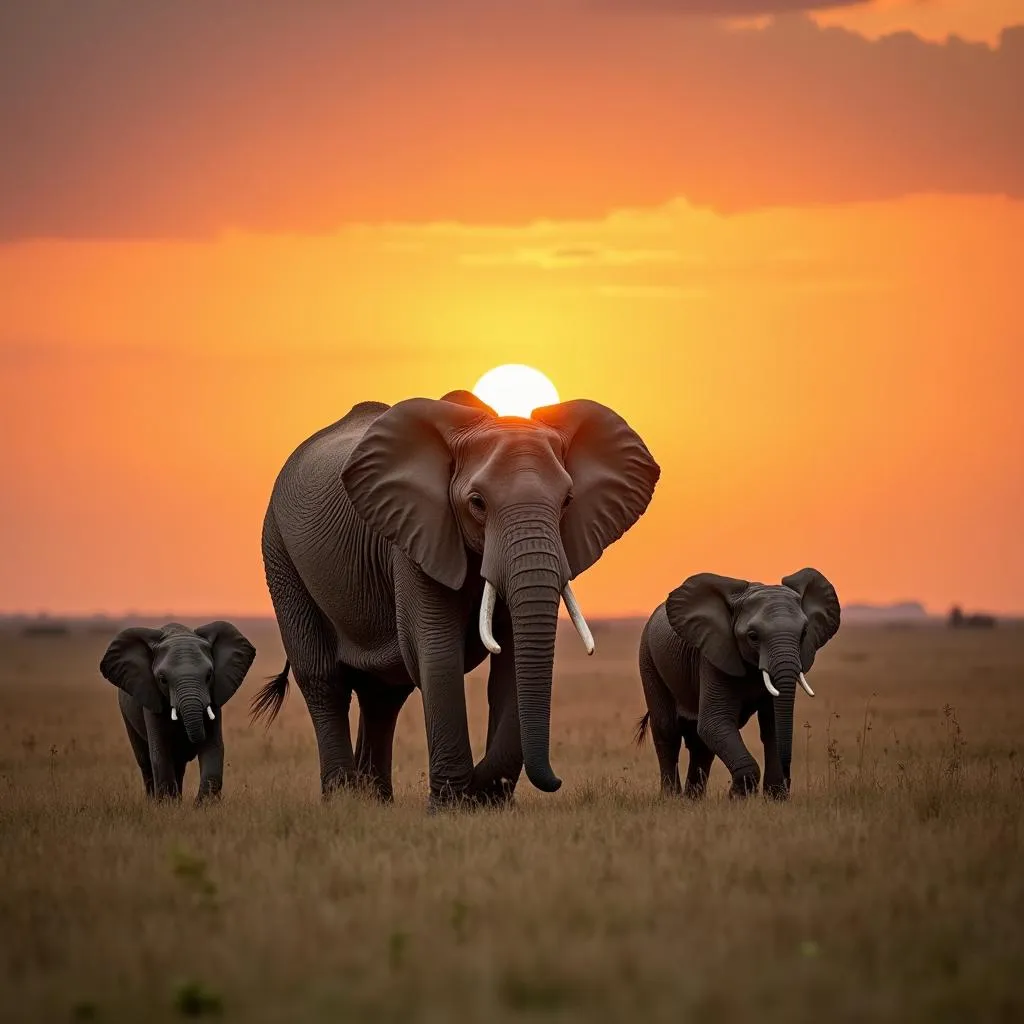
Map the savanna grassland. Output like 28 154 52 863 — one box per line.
1 620 1022 1023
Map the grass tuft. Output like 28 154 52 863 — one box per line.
173 981 223 1018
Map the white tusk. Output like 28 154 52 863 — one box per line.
206 705 216 720
479 580 502 655
762 670 780 697
562 582 595 656
799 672 815 698
170 706 178 721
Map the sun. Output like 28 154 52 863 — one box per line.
472 364 560 418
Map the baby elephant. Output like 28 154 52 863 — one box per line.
100 621 256 803
637 569 840 799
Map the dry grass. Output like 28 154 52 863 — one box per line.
1 621 1023 1023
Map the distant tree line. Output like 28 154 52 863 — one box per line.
948 605 997 629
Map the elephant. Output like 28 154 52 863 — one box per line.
635 569 840 799
100 621 256 803
250 390 660 808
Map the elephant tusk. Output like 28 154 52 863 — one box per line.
562 583 595 656
799 672 815 698
170 706 178 721
762 670 780 697
206 705 216 720
479 580 502 655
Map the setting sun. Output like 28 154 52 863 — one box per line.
472 364 560 418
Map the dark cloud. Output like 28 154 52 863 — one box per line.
592 1 869 14
0 1 1020 240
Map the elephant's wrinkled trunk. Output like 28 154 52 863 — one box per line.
761 637 802 782
172 681 208 745
484 505 567 794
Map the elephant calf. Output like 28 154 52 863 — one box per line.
636 569 840 799
99 621 256 804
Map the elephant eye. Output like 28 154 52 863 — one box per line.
469 493 486 515
746 629 759 645
562 493 574 510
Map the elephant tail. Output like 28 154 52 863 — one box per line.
249 661 290 727
633 711 651 748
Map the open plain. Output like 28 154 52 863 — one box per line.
1 619 1022 1023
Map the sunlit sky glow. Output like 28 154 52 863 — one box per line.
1 1 1022 617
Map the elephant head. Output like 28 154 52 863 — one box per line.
100 622 256 744
341 393 660 792
666 569 840 784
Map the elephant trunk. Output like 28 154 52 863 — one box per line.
762 637 802 784
486 505 566 793
172 680 209 745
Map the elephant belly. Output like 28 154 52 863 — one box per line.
324 596 404 677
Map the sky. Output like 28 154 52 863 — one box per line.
1 0 1022 618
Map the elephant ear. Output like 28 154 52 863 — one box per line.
782 568 841 672
531 399 660 578
665 574 749 677
342 398 491 590
99 627 164 713
194 621 256 707
439 389 498 416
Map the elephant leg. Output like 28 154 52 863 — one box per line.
418 644 476 809
697 665 760 798
354 712 369 775
394 561 475 810
196 720 225 806
264 526 358 798
352 680 414 802
472 604 522 806
420 657 475 809
143 708 181 800
758 701 788 799
121 708 154 796
680 717 714 799
639 639 683 796
303 673 359 798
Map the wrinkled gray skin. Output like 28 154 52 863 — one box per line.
100 622 256 804
252 391 659 809
637 570 840 799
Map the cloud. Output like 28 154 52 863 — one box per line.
0 2 1021 239
460 246 683 268
592 0 868 14
592 283 702 299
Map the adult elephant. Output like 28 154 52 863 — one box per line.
636 570 840 799
252 390 660 807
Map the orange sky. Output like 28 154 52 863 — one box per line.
1 1 1022 617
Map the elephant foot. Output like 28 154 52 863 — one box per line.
194 790 222 809
763 777 791 801
682 768 709 799
427 776 489 814
372 784 396 805
320 767 371 802
728 770 761 799
427 792 482 815
470 776 519 809
151 788 183 803
481 784 518 810
353 772 395 803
